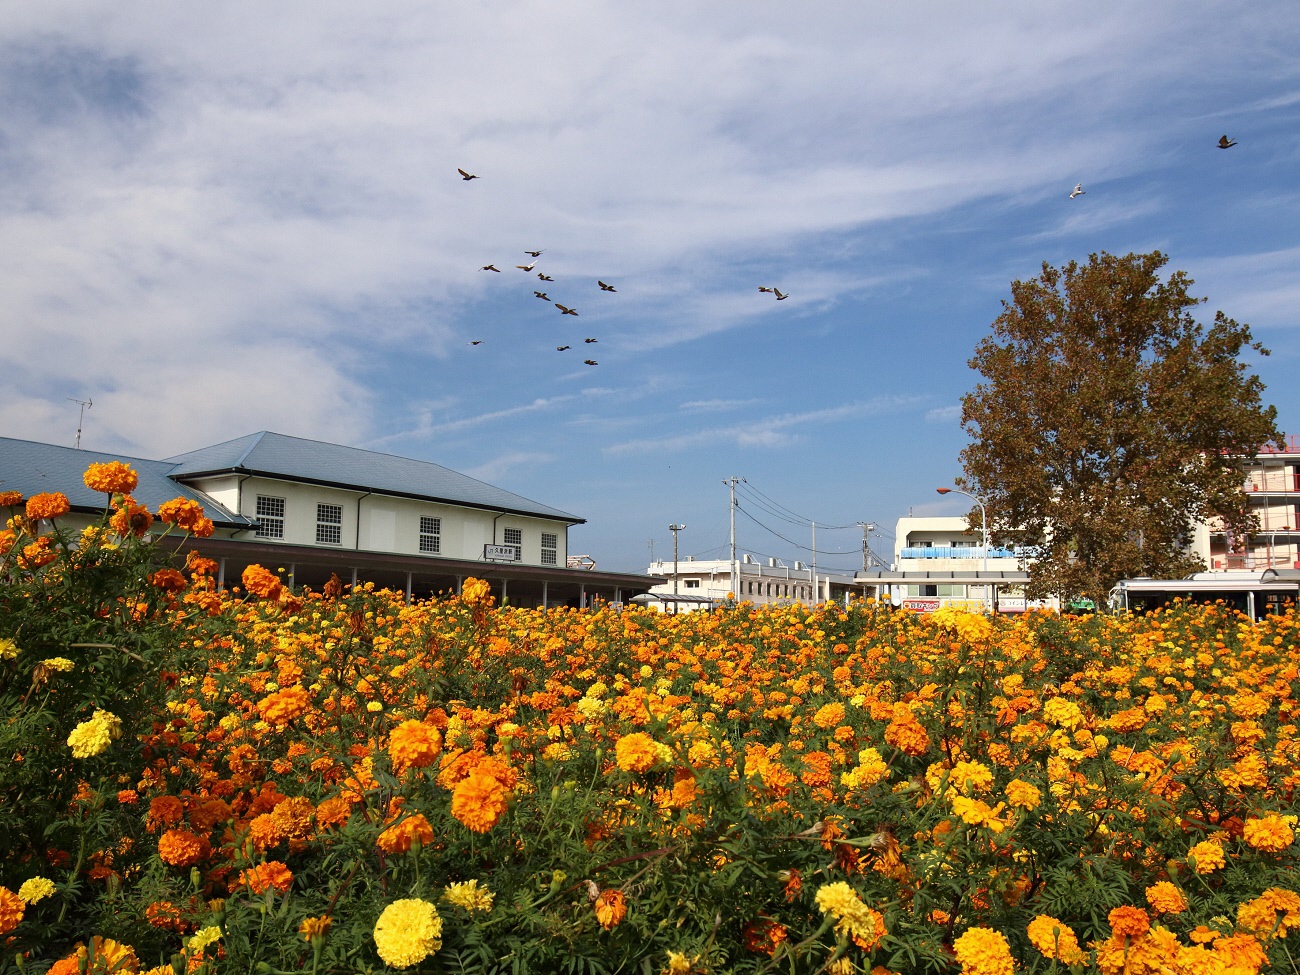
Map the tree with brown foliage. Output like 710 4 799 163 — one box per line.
959 251 1281 609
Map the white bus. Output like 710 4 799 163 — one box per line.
1110 569 1300 620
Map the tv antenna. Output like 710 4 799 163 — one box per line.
69 397 93 449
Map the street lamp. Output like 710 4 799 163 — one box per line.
937 487 991 613
668 524 685 614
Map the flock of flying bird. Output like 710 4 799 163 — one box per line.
456 166 789 365
456 133 1241 363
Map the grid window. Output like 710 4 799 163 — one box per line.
541 532 557 566
420 516 441 554
255 496 285 539
503 527 522 558
316 503 343 545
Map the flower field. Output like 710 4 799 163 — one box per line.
2 473 1299 974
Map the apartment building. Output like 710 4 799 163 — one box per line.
641 555 862 612
1193 435 1300 572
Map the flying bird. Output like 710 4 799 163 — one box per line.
517 262 537 272
598 281 617 292
525 250 544 258
556 304 579 316
458 168 479 181
584 337 598 343
758 286 773 293
468 340 482 346
1069 183 1085 199
538 273 554 282
584 360 598 366
773 289 788 300
556 345 571 351
534 291 550 300
480 264 500 272
1218 135 1237 149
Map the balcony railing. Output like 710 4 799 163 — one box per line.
900 546 1023 560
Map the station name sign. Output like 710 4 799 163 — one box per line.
484 544 521 562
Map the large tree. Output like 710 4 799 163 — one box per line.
959 250 1282 609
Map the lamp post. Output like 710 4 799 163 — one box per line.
937 487 991 613
668 524 685 614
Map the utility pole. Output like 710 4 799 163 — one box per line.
723 476 744 598
668 524 685 614
647 538 655 566
811 520 818 605
68 397 92 449
857 522 877 571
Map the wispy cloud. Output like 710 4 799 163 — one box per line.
463 451 553 483
926 405 962 424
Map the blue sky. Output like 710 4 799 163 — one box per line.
3 2 1298 573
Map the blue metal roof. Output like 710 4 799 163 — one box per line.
0 437 252 529
164 432 584 524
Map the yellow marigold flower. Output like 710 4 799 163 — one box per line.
1236 888 1300 939
1211 933 1268 971
594 889 627 929
1005 779 1041 810
299 916 332 941
814 881 886 949
952 927 1016 975
186 926 221 953
1144 881 1187 914
83 461 139 495
1242 814 1295 853
459 577 493 607
40 657 75 672
615 732 666 773
17 876 56 904
373 898 442 968
662 950 695 974
442 879 494 913
0 887 24 935
841 747 890 790
0 638 20 660
67 710 122 759
1188 840 1226 874
1042 697 1085 730
450 773 508 833
950 795 1008 833
1026 915 1084 964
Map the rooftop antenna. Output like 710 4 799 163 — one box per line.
69 397 92 449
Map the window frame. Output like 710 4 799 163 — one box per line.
316 503 344 546
419 516 442 554
255 495 285 539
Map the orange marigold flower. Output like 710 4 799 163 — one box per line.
593 889 627 929
26 491 70 521
185 551 219 575
388 720 443 774
20 536 58 568
884 703 930 757
242 564 283 600
299 915 332 941
952 927 1015 975
0 886 25 935
0 490 22 507
238 860 294 895
1108 905 1151 940
377 811 435 854
1144 881 1187 915
316 796 353 830
149 568 188 593
1242 814 1295 853
813 702 846 729
157 829 207 867
270 796 315 840
247 814 285 852
1189 840 1226 874
1212 933 1268 971
1026 915 1085 963
615 732 667 773
83 461 138 495
157 498 212 536
1005 779 1041 810
145 900 186 932
110 497 153 537
450 773 508 834
741 917 788 955
147 795 185 831
258 685 311 726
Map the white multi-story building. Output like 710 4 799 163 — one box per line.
1 432 659 607
640 555 862 612
1192 435 1300 573
856 515 1056 613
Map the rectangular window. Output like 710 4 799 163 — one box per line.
503 527 522 559
255 496 285 539
684 579 700 589
541 532 557 566
419 516 441 554
316 503 343 545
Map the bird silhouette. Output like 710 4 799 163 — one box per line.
480 264 500 272
458 168 479 181
556 304 579 316
584 360 598 366
525 250 544 258
538 273 554 282
1218 135 1237 149
1069 184 1085 199
773 289 788 301
598 281 617 292
468 340 482 346
584 337 598 343
758 286 773 293
517 262 537 272
534 291 550 300
556 345 571 351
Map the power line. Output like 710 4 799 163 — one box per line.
735 504 865 556
733 480 861 531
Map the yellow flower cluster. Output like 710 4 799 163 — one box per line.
66 709 123 759
373 898 443 968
